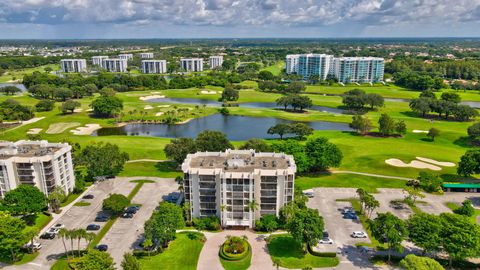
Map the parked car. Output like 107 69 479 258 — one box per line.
23 242 42 251
318 238 334 244
322 231 329 238
358 246 375 255
95 244 108 251
125 206 140 214
86 224 100 231
343 212 358 220
95 215 109 222
52 223 65 230
47 227 60 235
351 231 368 238
341 207 355 214
40 232 56 240
122 212 134 218
83 194 94 199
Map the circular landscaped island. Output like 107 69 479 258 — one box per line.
219 235 252 270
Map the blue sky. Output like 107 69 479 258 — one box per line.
1 0 480 39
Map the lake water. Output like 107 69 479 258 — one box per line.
93 114 352 140
148 97 345 114
0 83 27 92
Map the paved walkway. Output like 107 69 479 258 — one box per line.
125 159 166 163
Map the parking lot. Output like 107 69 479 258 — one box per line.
100 177 177 265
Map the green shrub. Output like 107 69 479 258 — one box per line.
453 200 475 217
218 237 251 261
255 214 279 232
192 216 221 231
307 245 337 257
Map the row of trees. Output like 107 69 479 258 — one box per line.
409 91 478 121
267 123 313 139
0 99 34 121
350 114 406 136
276 94 312 111
28 83 98 100
258 81 306 94
0 86 22 95
342 89 384 110
394 70 446 91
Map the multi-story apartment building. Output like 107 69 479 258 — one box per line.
102 59 128 73
182 149 296 228
209 56 224 69
285 54 385 83
118 54 133 61
92 56 109 68
0 140 75 198
332 57 385 83
180 58 204 72
141 60 167 74
285 54 300 74
139 52 154 59
60 59 87 73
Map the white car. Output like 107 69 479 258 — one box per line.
52 223 65 230
23 242 42 251
351 231 368 238
318 238 334 244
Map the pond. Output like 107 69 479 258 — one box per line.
93 114 352 141
147 97 345 114
0 83 27 92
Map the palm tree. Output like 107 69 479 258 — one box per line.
58 228 70 259
24 227 39 253
220 204 226 223
68 229 76 258
75 229 87 256
85 232 96 249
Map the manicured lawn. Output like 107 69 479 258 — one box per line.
50 258 69 270
138 232 205 270
0 64 59 83
261 61 284 76
0 252 39 265
73 201 91 207
61 192 82 207
29 212 53 232
119 161 182 178
267 234 339 269
220 251 251 270
296 173 407 193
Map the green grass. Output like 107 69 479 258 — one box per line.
138 232 205 270
0 64 59 83
88 217 117 248
261 61 284 76
267 234 339 269
220 250 252 270
0 251 39 265
445 202 480 224
50 258 69 270
130 179 155 183
73 201 91 207
296 173 407 193
30 213 53 232
119 161 182 178
61 192 82 207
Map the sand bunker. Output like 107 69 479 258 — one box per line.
155 112 164 116
139 95 165 101
27 128 42 134
86 108 93 112
70 124 101 135
21 117 45 125
385 158 442 171
46 122 80 134
144 105 153 110
157 105 170 108
151 91 161 94
412 130 428 133
74 108 83 113
416 157 455 167
200 90 217 94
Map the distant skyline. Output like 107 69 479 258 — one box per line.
1 0 480 39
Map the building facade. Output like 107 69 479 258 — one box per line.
180 58 204 72
182 150 296 228
139 53 154 59
333 57 385 83
285 54 385 83
0 140 75 198
60 59 87 73
92 56 109 68
141 60 167 74
118 54 133 60
209 56 224 69
102 59 128 73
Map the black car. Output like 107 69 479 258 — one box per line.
323 231 329 238
95 244 108 251
86 224 100 231
125 206 140 214
40 232 56 240
122 212 134 218
83 194 94 199
95 215 109 222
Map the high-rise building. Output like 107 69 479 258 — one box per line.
296 54 334 80
285 54 300 74
209 56 224 69
180 58 204 72
118 54 133 61
332 57 385 83
92 56 109 68
60 59 87 73
0 140 75 198
141 60 167 74
102 59 128 73
182 149 296 228
139 53 154 59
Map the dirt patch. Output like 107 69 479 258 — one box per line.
46 122 81 134
385 158 441 171
70 124 101 135
416 157 455 167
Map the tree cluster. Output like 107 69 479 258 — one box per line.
144 202 185 249
378 114 407 136
409 92 478 121
276 94 312 111
394 70 445 91
267 123 313 140
0 86 22 95
76 142 129 179
342 89 384 110
258 81 306 94
0 99 34 121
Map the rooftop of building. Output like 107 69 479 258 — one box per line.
0 140 69 160
182 149 296 173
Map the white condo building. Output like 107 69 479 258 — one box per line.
0 140 75 198
92 56 109 68
60 59 87 73
182 149 296 228
140 53 154 59
209 56 224 69
102 59 128 73
180 58 204 72
118 54 133 60
141 60 167 74
285 54 385 83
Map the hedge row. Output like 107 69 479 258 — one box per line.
219 241 251 261
307 244 337 258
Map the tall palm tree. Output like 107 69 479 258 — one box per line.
58 228 70 259
24 227 39 254
220 205 226 225
85 232 96 249
76 229 87 256
68 229 76 258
